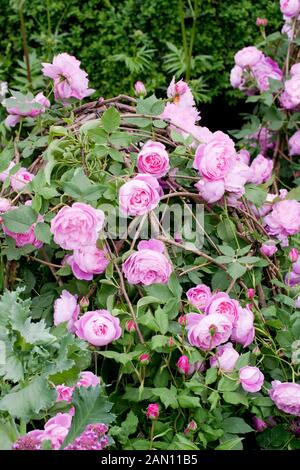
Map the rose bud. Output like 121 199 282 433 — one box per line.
146 403 159 420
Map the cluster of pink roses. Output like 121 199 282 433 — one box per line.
122 239 173 286
231 46 282 94
54 290 121 347
193 131 273 204
264 199 300 246
186 284 255 350
50 202 109 280
13 410 109 450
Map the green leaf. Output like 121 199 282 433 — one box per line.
285 186 300 201
0 377 56 420
0 148 13 173
34 223 52 244
152 386 178 409
223 392 248 405
0 352 24 383
228 262 247 280
150 334 168 350
216 437 243 450
244 184 267 206
217 219 235 242
178 393 200 408
218 245 235 257
110 410 138 444
101 107 121 133
168 273 183 299
136 94 165 116
218 376 239 392
2 206 37 234
154 306 169 335
223 417 253 434
205 367 218 385
123 117 152 128
99 350 140 365
61 385 115 448
0 420 17 450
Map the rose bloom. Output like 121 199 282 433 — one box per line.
239 366 264 393
260 240 278 257
231 306 255 347
137 140 170 178
74 309 121 347
167 77 195 108
264 199 300 241
186 312 233 351
186 284 211 310
54 290 79 332
195 178 225 204
10 168 34 192
176 355 190 374
291 63 300 76
56 385 74 403
284 75 300 107
237 149 250 165
289 130 300 156
50 202 105 250
0 198 11 218
122 239 172 286
280 0 300 17
0 161 15 182
205 292 239 324
42 53 94 102
248 154 273 184
252 56 283 92
77 371 99 388
42 413 72 450
4 92 50 127
66 246 109 281
230 65 244 89
234 46 263 68
146 403 159 420
193 131 236 181
119 174 161 217
270 381 300 416
210 342 239 372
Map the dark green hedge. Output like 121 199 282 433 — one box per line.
0 0 282 102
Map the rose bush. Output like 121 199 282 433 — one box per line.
0 1 300 452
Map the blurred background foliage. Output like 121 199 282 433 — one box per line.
0 0 282 107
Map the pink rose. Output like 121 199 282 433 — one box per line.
3 207 43 249
186 284 211 310
0 161 15 182
50 202 105 250
66 246 109 281
0 198 11 216
54 290 79 332
74 309 122 347
4 92 50 127
234 46 263 68
193 131 236 181
256 18 268 27
289 248 299 262
289 130 300 156
239 366 264 393
260 240 278 257
176 355 190 374
210 342 239 372
122 239 172 285
186 312 233 351
252 56 283 92
270 381 300 416
137 141 170 177
236 149 250 165
205 292 239 324
10 168 34 192
248 155 273 184
280 0 300 17
224 160 252 194
195 178 225 203
56 385 74 403
119 174 161 216
161 103 200 139
167 77 195 108
252 416 268 432
146 403 159 420
139 353 151 364
134 81 146 97
231 306 255 347
77 371 99 388
230 65 244 89
42 413 72 450
264 199 300 241
291 63 300 76
284 75 300 107
42 53 94 103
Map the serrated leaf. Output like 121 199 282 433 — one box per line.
34 223 52 244
61 385 115 447
101 107 121 133
228 262 247 280
152 386 178 409
2 206 37 234
223 417 253 434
